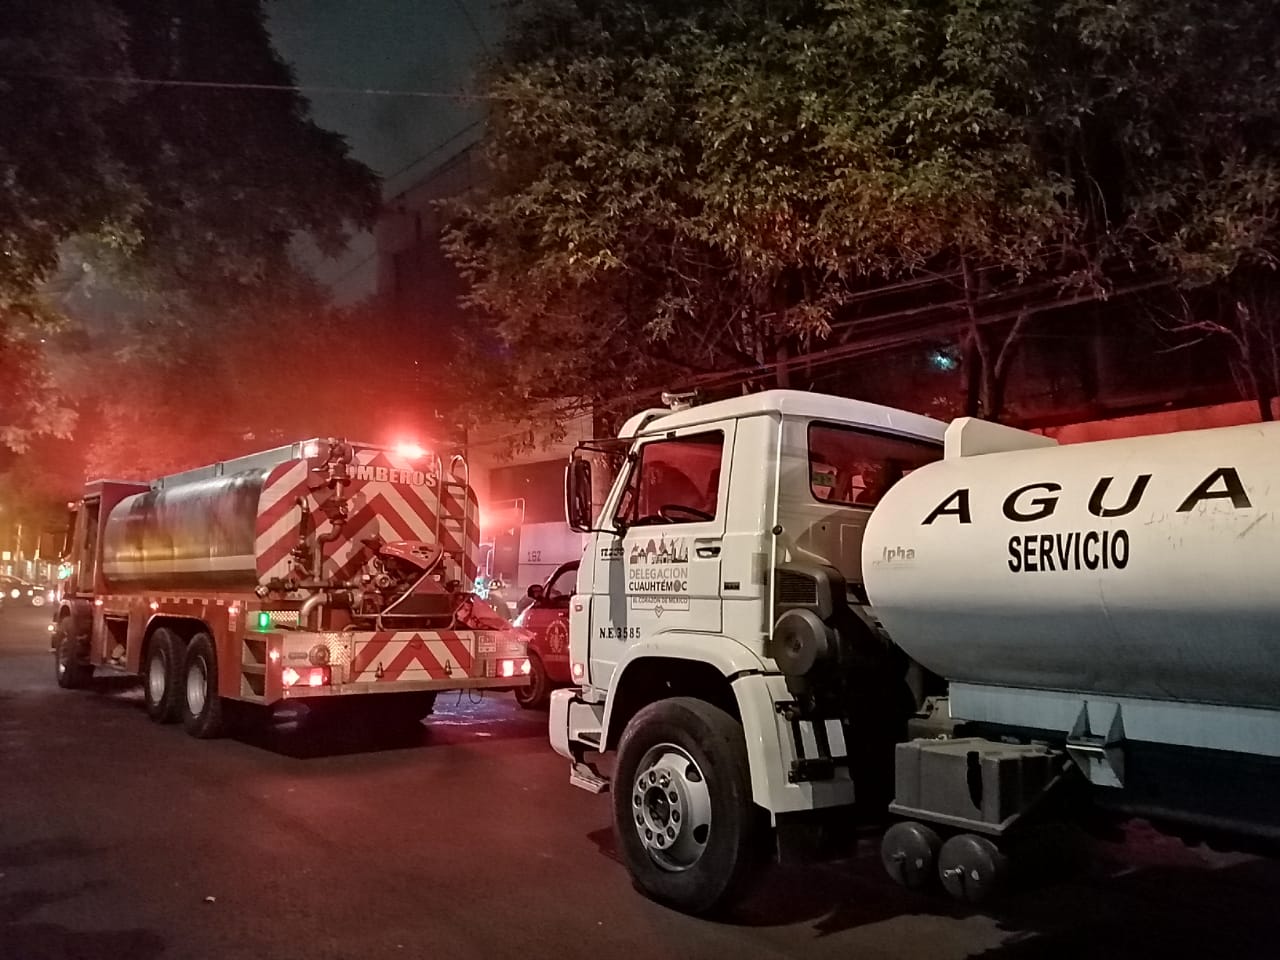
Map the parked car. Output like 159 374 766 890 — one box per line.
511 560 578 709
0 575 53 607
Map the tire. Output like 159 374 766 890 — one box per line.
143 627 185 723
513 653 550 710
181 632 226 739
612 697 765 915
54 617 93 689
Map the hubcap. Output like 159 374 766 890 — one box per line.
186 660 207 716
148 652 167 702
631 744 712 872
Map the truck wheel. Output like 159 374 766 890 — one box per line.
144 627 184 723
54 618 93 689
613 697 764 915
513 653 550 709
181 633 226 739
881 820 942 891
938 833 1009 904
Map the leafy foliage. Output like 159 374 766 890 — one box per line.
0 0 380 460
448 0 1280 428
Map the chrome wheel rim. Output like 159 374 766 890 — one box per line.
631 743 712 872
148 652 167 702
186 659 207 716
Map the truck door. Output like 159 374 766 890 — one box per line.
70 498 101 597
589 424 734 687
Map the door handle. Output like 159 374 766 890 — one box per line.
695 542 721 558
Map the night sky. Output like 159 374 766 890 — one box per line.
267 0 501 299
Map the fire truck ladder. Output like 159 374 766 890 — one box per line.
436 455 471 585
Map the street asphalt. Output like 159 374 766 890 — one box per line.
1 602 1277 960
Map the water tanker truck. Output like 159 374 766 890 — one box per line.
549 389 1280 914
52 437 530 737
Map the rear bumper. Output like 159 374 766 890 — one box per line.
251 628 530 705
285 676 529 699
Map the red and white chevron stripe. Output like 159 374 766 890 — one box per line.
253 447 481 587
348 631 476 682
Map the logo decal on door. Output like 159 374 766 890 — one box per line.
627 536 691 612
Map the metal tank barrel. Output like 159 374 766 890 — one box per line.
862 420 1280 711
102 471 272 592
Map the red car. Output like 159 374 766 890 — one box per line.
511 560 577 709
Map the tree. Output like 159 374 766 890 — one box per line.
445 0 1087 429
449 0 1280 427
0 1 380 454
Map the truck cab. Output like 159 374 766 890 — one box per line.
549 390 944 913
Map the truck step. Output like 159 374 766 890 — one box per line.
569 761 609 794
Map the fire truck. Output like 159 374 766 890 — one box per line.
51 438 530 738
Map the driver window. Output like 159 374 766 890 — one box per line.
617 431 724 527
546 564 578 601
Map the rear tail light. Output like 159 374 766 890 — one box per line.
521 658 531 675
282 666 331 688
500 659 516 678
572 662 585 681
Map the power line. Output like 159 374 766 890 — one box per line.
3 72 571 104
384 119 486 189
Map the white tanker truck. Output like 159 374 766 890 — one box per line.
549 389 1280 914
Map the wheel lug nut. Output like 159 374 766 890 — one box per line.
672 811 680 823
668 791 677 802
667 828 675 839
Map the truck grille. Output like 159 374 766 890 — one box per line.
776 570 818 607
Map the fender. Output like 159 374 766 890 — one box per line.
600 636 855 814
600 632 770 750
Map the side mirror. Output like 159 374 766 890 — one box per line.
527 584 545 601
565 458 594 532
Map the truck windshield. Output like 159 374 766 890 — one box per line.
808 421 941 508
616 431 723 527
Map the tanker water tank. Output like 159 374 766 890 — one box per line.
862 420 1280 711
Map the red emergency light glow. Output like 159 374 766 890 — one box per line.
149 601 159 611
307 667 328 688
394 441 428 460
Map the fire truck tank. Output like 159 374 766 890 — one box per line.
861 419 1280 712
98 440 470 594
101 471 273 591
